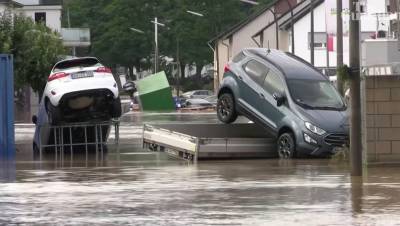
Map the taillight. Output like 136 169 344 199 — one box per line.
224 65 230 73
95 67 112 74
48 72 69 82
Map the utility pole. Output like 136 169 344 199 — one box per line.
349 0 362 176
310 0 315 65
337 0 344 95
176 38 181 97
154 17 159 74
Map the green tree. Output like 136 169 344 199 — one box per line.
64 0 272 83
0 10 12 53
0 13 65 95
13 15 65 95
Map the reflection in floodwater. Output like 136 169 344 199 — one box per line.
5 112 400 225
0 160 15 182
3 145 400 225
351 176 363 214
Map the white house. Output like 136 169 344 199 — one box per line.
13 0 62 31
288 0 392 69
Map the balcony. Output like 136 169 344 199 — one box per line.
61 28 91 47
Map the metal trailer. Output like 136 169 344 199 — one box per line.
142 123 277 162
35 120 120 162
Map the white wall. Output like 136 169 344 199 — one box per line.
17 5 62 32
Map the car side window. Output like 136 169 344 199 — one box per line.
263 70 285 95
243 60 269 84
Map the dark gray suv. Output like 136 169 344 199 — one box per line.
217 48 349 158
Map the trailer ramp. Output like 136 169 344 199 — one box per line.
143 123 277 162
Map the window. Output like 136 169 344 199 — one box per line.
232 52 246 63
359 0 367 13
263 71 285 95
243 60 269 84
308 32 327 49
34 12 46 24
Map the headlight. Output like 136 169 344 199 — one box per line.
305 122 326 135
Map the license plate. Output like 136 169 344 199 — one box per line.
71 71 93 79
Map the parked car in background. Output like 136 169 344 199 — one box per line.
185 98 213 108
181 90 214 99
217 48 349 159
204 95 217 107
43 57 121 125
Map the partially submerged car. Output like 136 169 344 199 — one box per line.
43 57 121 125
32 57 122 152
217 48 349 158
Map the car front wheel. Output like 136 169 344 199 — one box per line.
277 133 295 159
217 93 237 124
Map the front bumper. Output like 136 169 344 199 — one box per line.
296 131 349 156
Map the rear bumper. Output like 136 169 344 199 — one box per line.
47 77 118 106
58 89 118 122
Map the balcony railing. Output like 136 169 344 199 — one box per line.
61 28 91 47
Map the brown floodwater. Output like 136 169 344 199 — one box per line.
2 112 400 225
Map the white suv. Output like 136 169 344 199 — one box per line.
43 57 121 124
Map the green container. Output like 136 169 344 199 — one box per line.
136 71 175 111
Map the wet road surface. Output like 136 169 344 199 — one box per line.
2 112 400 225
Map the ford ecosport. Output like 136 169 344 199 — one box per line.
217 48 349 158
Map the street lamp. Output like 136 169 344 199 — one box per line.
130 27 145 34
150 17 166 74
174 9 204 97
186 10 204 17
240 0 259 5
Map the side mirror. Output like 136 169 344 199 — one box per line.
123 81 136 95
32 115 38 125
273 92 286 107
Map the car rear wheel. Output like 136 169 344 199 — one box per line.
277 133 295 159
46 100 61 125
111 97 122 118
217 93 237 124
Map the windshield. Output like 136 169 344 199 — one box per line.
288 79 345 110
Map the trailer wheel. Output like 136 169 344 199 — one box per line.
277 132 295 159
217 93 237 124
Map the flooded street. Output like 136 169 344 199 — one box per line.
2 112 400 225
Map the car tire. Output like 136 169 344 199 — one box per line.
111 97 122 118
46 100 61 125
277 132 296 159
217 93 237 124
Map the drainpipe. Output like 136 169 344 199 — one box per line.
285 0 295 54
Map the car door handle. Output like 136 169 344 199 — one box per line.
259 93 265 99
238 76 243 80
